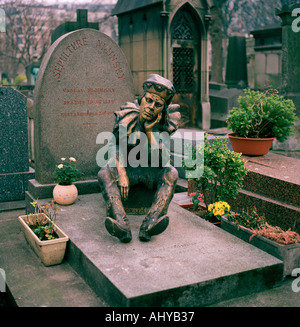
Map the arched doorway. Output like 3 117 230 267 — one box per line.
171 5 201 127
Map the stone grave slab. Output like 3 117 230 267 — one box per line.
0 87 35 201
209 84 244 128
25 192 283 307
33 28 134 184
0 87 28 173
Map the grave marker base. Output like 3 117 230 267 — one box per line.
25 192 283 307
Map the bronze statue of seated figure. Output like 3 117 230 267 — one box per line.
98 74 180 243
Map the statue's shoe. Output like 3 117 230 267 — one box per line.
139 215 169 242
105 217 132 243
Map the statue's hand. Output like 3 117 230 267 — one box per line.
144 112 162 132
118 171 129 201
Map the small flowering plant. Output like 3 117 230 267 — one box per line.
54 157 81 185
208 201 231 220
227 207 266 230
28 200 61 241
189 192 205 209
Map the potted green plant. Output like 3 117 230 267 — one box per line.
227 89 297 155
53 157 81 205
221 208 300 276
18 200 69 266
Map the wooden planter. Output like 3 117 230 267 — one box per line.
228 133 275 156
18 214 69 266
221 216 300 276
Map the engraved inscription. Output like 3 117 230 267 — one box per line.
53 37 88 80
52 37 127 81
96 40 125 80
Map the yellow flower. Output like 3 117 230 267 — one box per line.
57 164 63 169
208 204 213 212
219 209 225 216
213 208 218 216
30 201 37 207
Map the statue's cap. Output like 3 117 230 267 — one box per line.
143 74 175 104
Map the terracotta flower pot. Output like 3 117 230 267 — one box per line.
53 184 78 205
228 133 275 156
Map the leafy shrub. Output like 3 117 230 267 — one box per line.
227 89 297 142
184 134 248 208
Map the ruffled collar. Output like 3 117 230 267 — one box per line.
113 100 180 136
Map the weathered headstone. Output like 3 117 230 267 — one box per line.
250 25 282 90
34 28 134 185
0 87 34 201
274 3 300 151
225 35 248 89
209 82 244 128
209 35 247 128
276 4 300 99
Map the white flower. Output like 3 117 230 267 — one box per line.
69 157 76 162
57 164 63 169
61 157 66 161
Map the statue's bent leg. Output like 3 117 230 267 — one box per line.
98 166 132 243
139 166 178 242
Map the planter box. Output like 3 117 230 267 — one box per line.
221 216 300 276
18 214 69 266
179 203 221 227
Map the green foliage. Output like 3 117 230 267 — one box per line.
227 89 297 142
227 207 266 230
0 78 9 86
13 74 27 85
54 157 81 185
31 224 56 241
184 134 248 208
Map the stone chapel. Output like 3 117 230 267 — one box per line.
112 0 214 129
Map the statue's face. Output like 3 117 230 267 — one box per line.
140 92 165 122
